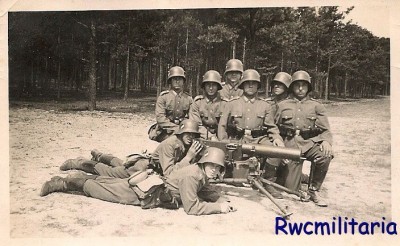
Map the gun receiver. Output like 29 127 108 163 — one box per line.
200 139 301 161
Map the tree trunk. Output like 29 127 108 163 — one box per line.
196 66 200 96
324 53 331 101
242 37 247 65
232 39 236 59
344 71 348 99
88 20 97 111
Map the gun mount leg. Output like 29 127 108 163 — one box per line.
251 179 293 219
259 177 310 202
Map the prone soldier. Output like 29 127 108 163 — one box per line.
148 66 193 142
218 69 285 199
60 119 204 179
189 70 226 140
40 147 236 216
274 70 333 207
219 59 244 101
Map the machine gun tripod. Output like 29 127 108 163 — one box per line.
202 139 310 219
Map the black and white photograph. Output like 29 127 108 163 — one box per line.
1 0 399 245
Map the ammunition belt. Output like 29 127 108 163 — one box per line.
228 127 266 139
279 125 323 140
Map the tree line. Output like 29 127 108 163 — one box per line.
8 7 390 110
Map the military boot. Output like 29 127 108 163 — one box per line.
40 175 95 197
40 176 67 196
91 149 102 161
263 163 283 199
308 169 328 207
60 157 98 174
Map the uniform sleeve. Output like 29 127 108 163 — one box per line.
311 103 333 145
197 184 223 202
155 95 177 129
178 176 222 215
159 142 191 177
263 102 283 141
217 101 231 141
189 100 202 125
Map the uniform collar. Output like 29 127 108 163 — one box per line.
243 95 256 103
171 90 183 97
205 94 220 103
226 82 239 91
289 94 310 102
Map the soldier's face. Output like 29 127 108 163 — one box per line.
181 132 196 146
226 71 242 84
204 82 219 97
272 82 286 96
292 81 309 99
203 162 221 179
171 77 185 92
243 81 259 97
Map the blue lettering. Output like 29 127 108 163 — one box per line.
275 217 288 235
288 222 303 235
358 222 370 235
303 221 313 235
386 222 398 235
315 222 330 235
370 222 380 235
349 218 358 235
382 217 386 234
332 217 336 234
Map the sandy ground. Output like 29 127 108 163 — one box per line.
8 97 391 238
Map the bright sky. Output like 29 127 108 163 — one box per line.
343 5 390 38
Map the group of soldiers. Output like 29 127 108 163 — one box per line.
40 59 333 216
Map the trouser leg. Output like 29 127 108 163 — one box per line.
83 177 140 205
60 158 98 174
304 144 331 191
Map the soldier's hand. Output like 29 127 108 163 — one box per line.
220 202 237 213
320 141 333 157
273 138 285 147
186 140 204 160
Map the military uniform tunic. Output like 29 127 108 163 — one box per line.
219 83 243 101
155 90 193 133
274 95 333 191
218 96 282 143
87 135 191 178
189 94 226 139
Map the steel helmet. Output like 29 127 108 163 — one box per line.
201 70 223 90
224 59 244 75
272 72 292 89
175 119 201 136
238 69 261 89
167 66 186 82
290 70 312 92
198 147 226 173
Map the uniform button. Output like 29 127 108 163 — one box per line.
297 118 300 120
247 118 250 120
296 126 299 128
308 126 311 128
298 109 301 111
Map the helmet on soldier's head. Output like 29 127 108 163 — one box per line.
272 72 292 89
290 70 312 92
201 70 222 90
198 147 225 173
167 66 186 83
237 69 261 89
175 119 200 136
224 59 244 75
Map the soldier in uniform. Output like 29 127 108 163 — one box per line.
218 69 285 198
266 72 292 107
274 70 333 207
219 59 244 101
189 70 226 140
40 147 237 216
148 66 193 142
60 119 204 179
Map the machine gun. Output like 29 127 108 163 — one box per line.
200 139 308 219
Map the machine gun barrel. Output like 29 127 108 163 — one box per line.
241 143 301 161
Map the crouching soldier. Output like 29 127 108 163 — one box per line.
148 66 193 142
189 70 226 140
60 119 204 179
218 69 285 199
40 147 236 216
274 70 333 207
